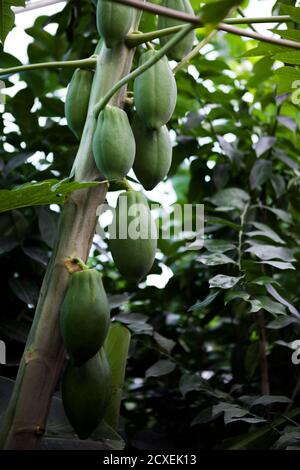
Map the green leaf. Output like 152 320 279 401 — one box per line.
249 160 272 190
224 290 250 305
258 261 295 270
209 188 250 211
209 275 243 289
266 284 300 318
198 252 236 266
245 244 295 262
254 137 276 158
204 239 236 253
274 66 300 94
0 0 25 44
251 276 280 286
270 29 300 43
145 360 176 378
273 51 300 65
201 0 244 24
248 296 286 315
247 222 285 245
263 206 292 224
251 395 291 407
188 290 220 312
281 4 300 24
0 179 100 213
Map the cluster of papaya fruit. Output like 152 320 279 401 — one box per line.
61 0 195 438
60 268 111 439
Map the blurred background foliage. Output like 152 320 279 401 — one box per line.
1 0 300 450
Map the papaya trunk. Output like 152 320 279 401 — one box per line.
0 6 142 449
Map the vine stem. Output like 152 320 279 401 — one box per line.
115 0 300 50
93 23 194 116
256 311 270 395
237 202 249 273
0 57 97 78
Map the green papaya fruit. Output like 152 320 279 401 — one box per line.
158 0 195 61
65 68 93 139
96 0 133 48
134 50 177 129
60 269 110 366
109 190 157 282
104 323 131 430
132 114 172 190
93 105 136 180
62 349 111 440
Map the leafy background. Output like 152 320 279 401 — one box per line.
1 0 300 450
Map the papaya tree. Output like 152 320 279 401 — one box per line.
1 0 300 451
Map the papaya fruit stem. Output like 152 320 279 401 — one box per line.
64 257 89 273
126 25 187 48
94 23 194 117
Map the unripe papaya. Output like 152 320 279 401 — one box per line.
132 114 172 190
60 269 110 366
65 69 93 139
96 0 133 48
93 105 136 180
62 349 111 440
133 50 177 129
158 0 195 61
109 190 157 282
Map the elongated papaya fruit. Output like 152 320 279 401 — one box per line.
132 114 172 190
60 269 110 366
104 323 131 430
93 105 136 180
65 68 93 139
109 190 157 282
133 50 177 129
158 0 195 61
62 349 111 440
96 0 133 48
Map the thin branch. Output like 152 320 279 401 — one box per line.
173 30 217 74
0 58 96 78
225 15 291 25
237 7 257 33
126 25 185 48
256 310 270 396
219 23 300 50
237 202 249 273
